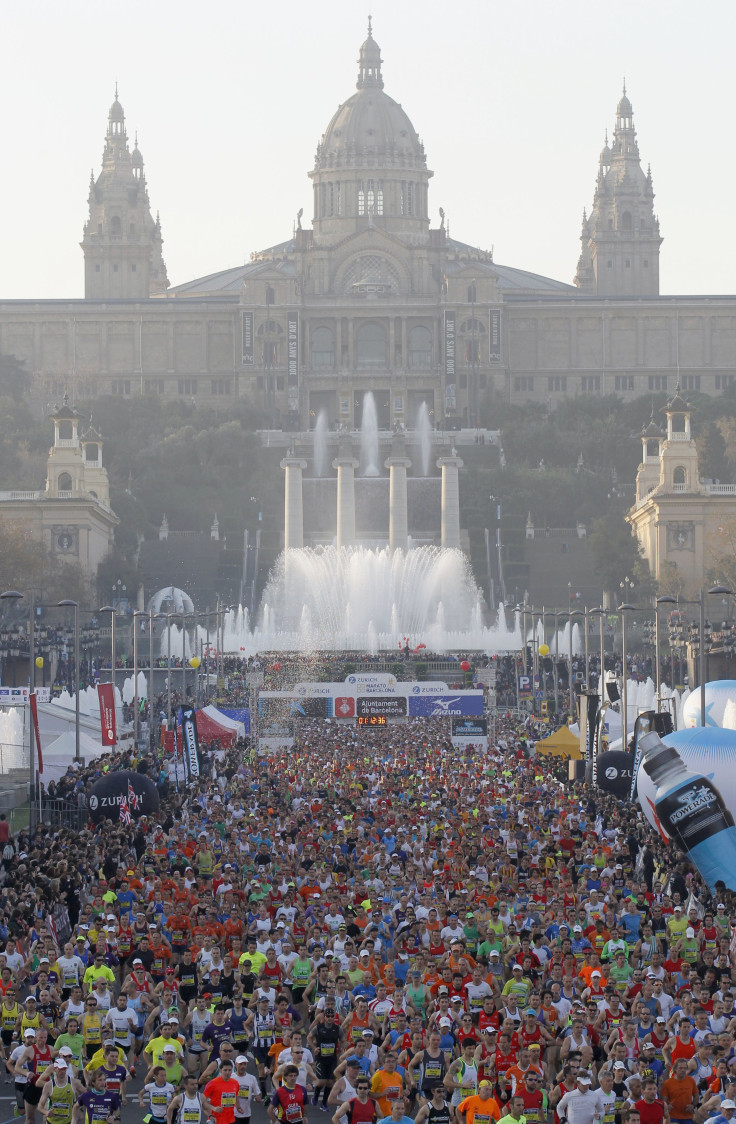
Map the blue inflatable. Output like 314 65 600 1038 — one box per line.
637 726 736 837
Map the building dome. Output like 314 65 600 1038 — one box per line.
617 92 632 117
599 140 612 166
313 25 426 173
109 94 125 123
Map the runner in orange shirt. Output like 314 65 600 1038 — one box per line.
457 1080 502 1124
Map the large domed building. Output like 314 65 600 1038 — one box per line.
0 26 734 427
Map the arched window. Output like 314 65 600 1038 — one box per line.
407 183 415 216
110 216 122 235
356 322 387 369
673 466 687 485
58 472 72 492
358 182 366 216
311 327 335 371
409 326 432 370
620 211 633 232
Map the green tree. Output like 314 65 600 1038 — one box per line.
697 420 732 483
706 517 736 594
587 513 645 601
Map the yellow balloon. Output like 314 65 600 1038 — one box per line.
189 656 201 669
35 656 44 669
538 643 550 656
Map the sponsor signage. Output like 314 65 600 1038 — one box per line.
409 694 484 717
357 696 407 717
451 717 488 738
242 310 254 364
0 686 29 705
518 675 532 699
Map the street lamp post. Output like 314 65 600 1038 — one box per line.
99 605 116 690
655 595 677 710
57 601 80 762
699 585 732 725
98 605 116 745
589 607 605 699
618 603 636 749
0 591 37 828
570 609 584 700
132 610 147 750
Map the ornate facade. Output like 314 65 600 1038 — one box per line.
627 390 736 596
0 397 118 578
1 28 735 425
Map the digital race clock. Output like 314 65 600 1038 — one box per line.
357 715 388 726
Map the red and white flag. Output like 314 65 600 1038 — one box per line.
127 781 139 812
119 796 131 825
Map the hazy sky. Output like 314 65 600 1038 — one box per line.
2 0 734 299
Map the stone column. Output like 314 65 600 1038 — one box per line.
437 452 464 549
385 453 412 554
280 455 308 551
333 455 359 550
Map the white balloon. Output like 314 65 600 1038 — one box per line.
682 680 736 728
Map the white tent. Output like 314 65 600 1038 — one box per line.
39 730 109 784
201 705 246 740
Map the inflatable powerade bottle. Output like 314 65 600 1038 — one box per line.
639 730 736 892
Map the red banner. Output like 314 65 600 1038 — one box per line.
97 683 117 746
163 730 175 754
29 692 43 773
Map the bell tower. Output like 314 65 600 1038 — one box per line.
659 386 702 495
81 89 168 298
575 85 662 296
46 395 84 497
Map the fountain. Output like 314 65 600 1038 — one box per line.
223 545 522 654
219 426 525 655
416 402 433 476
360 392 380 477
313 410 328 477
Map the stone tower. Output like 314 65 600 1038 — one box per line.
308 20 433 246
575 85 662 296
81 89 168 298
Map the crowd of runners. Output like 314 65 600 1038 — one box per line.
0 706 732 1124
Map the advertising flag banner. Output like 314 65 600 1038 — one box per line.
242 311 254 364
444 311 456 411
180 705 200 780
489 309 501 362
97 684 117 747
29 691 43 772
